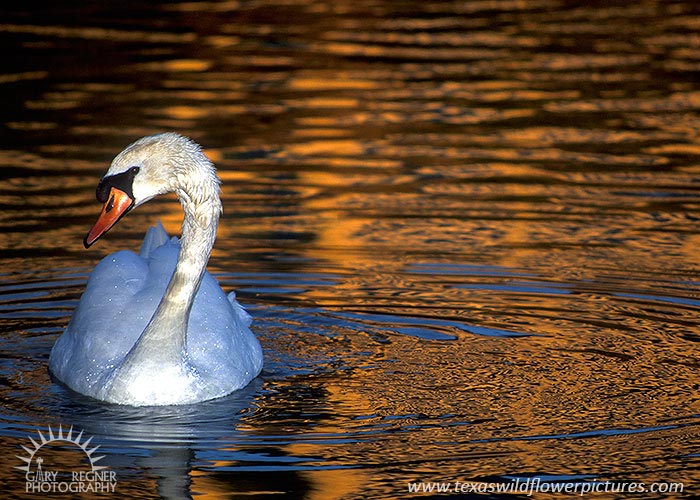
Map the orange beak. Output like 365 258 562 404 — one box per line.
84 187 134 248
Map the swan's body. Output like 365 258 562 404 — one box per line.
49 133 263 406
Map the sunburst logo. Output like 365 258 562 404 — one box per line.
15 425 117 494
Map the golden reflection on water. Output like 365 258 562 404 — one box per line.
2 0 700 497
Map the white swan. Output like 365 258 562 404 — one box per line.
49 133 263 406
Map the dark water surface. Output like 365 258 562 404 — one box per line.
2 0 700 498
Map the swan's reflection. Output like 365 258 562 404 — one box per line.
51 378 264 499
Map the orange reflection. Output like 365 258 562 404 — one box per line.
288 77 380 90
286 140 365 156
162 106 209 120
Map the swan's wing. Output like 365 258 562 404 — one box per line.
187 274 263 387
50 250 154 390
139 220 170 258
227 290 253 327
50 239 182 393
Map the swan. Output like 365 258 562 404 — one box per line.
49 133 263 406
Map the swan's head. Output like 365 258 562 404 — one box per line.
84 133 219 248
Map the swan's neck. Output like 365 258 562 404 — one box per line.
166 196 220 310
126 179 221 366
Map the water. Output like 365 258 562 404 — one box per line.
2 0 700 497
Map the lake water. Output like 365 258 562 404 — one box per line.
2 1 700 498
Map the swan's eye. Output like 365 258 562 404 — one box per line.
96 166 140 203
